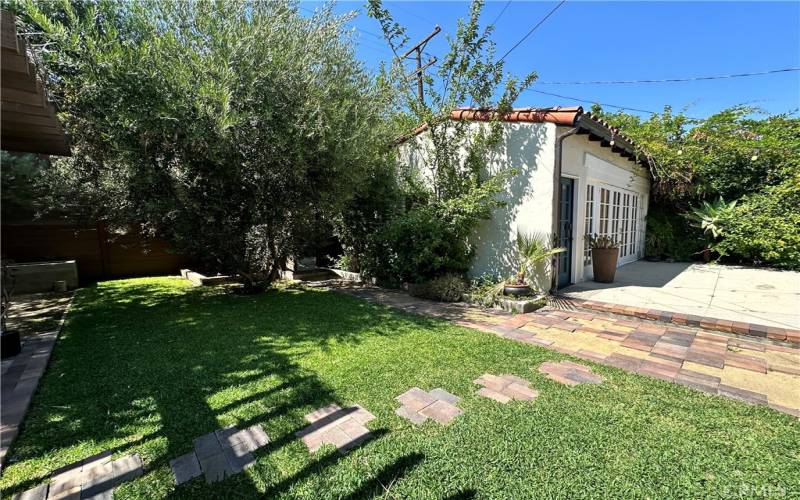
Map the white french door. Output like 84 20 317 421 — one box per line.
583 183 644 278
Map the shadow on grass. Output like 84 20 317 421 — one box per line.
342 451 425 499
4 278 441 497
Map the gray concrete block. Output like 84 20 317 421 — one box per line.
11 483 48 500
193 432 222 460
170 452 201 485
198 452 231 484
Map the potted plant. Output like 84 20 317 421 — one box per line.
587 234 619 283
683 197 736 263
504 232 566 296
1 259 21 359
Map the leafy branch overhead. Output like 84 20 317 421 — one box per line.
361 0 537 283
17 0 395 289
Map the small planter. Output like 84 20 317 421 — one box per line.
591 247 619 283
503 284 531 297
1 330 21 359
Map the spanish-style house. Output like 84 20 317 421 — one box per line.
399 106 652 291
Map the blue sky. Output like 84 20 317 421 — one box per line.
301 1 800 119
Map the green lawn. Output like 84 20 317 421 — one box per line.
2 277 798 498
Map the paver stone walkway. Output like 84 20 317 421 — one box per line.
329 282 800 417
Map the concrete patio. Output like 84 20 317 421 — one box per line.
561 261 800 329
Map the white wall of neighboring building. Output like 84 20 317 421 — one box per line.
398 120 651 291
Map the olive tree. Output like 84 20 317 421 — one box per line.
19 0 393 288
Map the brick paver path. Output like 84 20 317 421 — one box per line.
11 451 143 500
331 283 800 417
395 387 463 425
538 361 604 386
474 374 539 403
171 424 269 485
296 404 376 453
2 293 74 468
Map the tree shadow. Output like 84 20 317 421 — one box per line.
2 279 416 497
342 452 425 499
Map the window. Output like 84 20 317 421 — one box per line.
599 188 610 235
611 191 621 245
630 195 639 256
585 185 644 272
584 185 595 265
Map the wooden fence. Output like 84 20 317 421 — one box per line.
2 221 191 283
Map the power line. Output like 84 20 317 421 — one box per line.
299 6 383 41
489 0 513 28
537 68 800 85
498 0 566 63
526 88 664 115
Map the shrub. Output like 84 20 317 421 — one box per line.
717 176 800 269
463 274 504 307
409 274 467 302
645 206 702 261
367 205 474 284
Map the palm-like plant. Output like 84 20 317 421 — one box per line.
511 232 566 285
684 197 737 239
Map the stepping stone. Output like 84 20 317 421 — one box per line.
396 388 437 411
222 443 255 473
429 388 460 404
172 424 270 485
198 452 231 484
296 403 375 453
10 484 48 500
474 373 539 403
538 361 604 386
395 405 428 425
477 387 511 403
194 432 223 460
419 400 463 424
394 387 463 425
170 452 202 486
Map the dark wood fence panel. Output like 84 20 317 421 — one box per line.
2 222 190 283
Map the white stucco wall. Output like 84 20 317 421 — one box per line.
468 122 557 291
398 122 558 290
398 121 651 290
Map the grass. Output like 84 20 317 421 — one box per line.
1 277 798 498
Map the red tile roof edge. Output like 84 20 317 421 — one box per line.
393 106 649 169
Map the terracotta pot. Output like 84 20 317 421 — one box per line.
591 247 619 283
503 284 531 297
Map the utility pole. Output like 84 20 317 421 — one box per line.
401 26 441 103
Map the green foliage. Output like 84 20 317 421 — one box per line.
16 0 393 287
361 0 535 283
684 197 737 240
463 274 505 307
512 232 565 285
367 204 474 284
596 105 799 266
0 152 49 222
717 176 800 269
409 274 467 302
644 207 700 261
586 234 619 250
597 106 799 205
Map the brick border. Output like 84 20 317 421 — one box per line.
1 292 75 468
558 297 800 346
